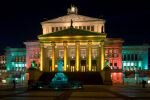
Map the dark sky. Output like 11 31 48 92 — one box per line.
0 0 150 50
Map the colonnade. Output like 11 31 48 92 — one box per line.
40 41 105 72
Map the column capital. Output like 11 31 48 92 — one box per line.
100 41 104 46
40 43 44 48
63 41 68 46
75 41 80 45
88 41 92 45
51 42 56 46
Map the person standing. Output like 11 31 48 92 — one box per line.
142 80 146 88
12 80 16 89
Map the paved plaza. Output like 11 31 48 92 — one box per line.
0 85 150 100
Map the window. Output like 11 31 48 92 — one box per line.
87 26 90 30
114 54 118 58
56 27 58 31
15 56 19 62
59 27 62 31
83 26 86 30
110 63 112 66
109 49 113 53
75 26 78 29
52 27 54 32
64 27 66 30
127 54 130 60
114 49 118 53
131 54 134 61
135 54 138 60
91 26 94 31
114 63 117 66
124 55 126 61
59 50 64 58
80 49 86 58
79 26 82 29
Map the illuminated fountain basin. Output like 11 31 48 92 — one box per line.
50 72 69 89
49 59 82 89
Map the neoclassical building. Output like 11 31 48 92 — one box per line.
25 6 123 72
22 6 149 84
0 5 149 85
23 6 124 84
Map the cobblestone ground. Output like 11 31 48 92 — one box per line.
0 85 150 100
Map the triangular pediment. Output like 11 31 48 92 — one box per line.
42 14 104 23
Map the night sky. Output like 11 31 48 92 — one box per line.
0 0 150 51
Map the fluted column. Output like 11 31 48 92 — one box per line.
63 41 67 71
40 44 44 71
75 41 80 71
51 42 55 72
88 41 92 71
100 42 105 70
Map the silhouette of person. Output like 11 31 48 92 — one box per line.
12 80 16 89
142 80 146 88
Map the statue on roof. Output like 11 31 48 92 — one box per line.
67 5 78 14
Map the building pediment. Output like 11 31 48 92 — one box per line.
41 14 105 23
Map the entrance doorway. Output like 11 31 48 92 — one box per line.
92 60 97 71
81 60 86 72
70 60 75 72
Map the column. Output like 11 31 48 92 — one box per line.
75 41 80 71
100 42 105 70
51 42 55 72
63 41 67 71
45 48 49 72
88 41 92 71
40 43 44 71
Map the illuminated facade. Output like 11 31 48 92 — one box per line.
3 6 149 84
24 6 124 84
122 46 149 84
5 48 26 83
0 55 6 72
0 55 8 84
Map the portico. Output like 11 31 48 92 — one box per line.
38 27 106 72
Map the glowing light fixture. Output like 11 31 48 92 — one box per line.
2 79 6 83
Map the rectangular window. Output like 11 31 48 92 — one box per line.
83 26 86 30
114 63 117 66
127 54 130 60
80 49 86 58
91 26 94 31
110 63 112 66
135 54 137 60
52 27 54 32
114 49 118 53
75 26 78 29
87 26 90 30
109 49 113 53
114 54 118 58
131 54 134 61
56 27 58 31
59 27 62 31
79 26 82 29
124 55 126 61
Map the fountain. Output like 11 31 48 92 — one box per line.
50 59 69 89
